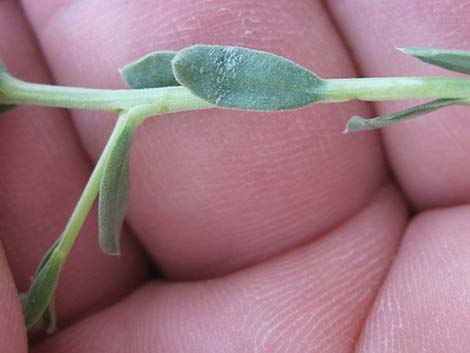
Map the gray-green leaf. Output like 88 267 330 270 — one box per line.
345 98 468 132
399 47 470 74
23 251 63 330
20 293 57 334
98 116 137 255
120 51 180 88
171 45 325 111
42 295 57 334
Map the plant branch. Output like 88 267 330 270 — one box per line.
320 77 470 102
0 75 213 112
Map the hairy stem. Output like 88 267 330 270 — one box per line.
2 75 470 112
0 75 213 112
319 77 470 102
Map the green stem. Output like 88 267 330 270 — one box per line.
23 97 215 331
54 113 129 257
52 97 213 258
320 77 470 102
0 75 213 112
3 75 470 112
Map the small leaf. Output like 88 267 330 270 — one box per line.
21 238 62 332
120 51 180 88
98 116 137 255
43 295 57 334
23 251 63 330
172 45 325 111
398 47 470 74
35 237 61 276
345 98 467 132
20 293 57 334
19 293 44 332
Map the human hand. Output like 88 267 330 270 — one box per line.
1 1 469 352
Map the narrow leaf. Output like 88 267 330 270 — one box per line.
120 51 180 88
172 45 325 111
34 237 61 276
21 237 62 332
399 47 470 74
98 117 137 255
23 253 63 330
19 293 44 332
43 295 57 334
20 293 57 333
345 98 467 132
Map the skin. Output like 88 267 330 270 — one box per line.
0 0 469 352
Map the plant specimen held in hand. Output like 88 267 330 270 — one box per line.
0 44 469 333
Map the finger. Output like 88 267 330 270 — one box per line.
0 0 150 327
21 0 387 279
325 0 470 210
356 206 470 352
0 243 27 353
33 185 406 353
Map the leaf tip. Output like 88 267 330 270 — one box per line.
395 47 409 55
397 47 470 74
345 115 370 132
98 214 123 256
99 238 121 256
397 47 431 59
120 51 179 89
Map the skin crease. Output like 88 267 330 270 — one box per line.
0 0 468 352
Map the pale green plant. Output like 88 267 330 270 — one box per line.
1 45 469 333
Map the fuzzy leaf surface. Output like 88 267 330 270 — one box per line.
98 116 137 255
399 47 470 74
23 252 62 330
346 98 467 132
172 45 325 111
120 51 180 88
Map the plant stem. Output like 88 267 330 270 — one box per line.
319 77 470 102
3 75 470 112
53 113 129 257
0 75 213 112
50 97 214 259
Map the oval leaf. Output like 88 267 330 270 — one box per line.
98 118 137 255
345 98 468 132
172 45 325 111
399 47 470 74
120 51 180 88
